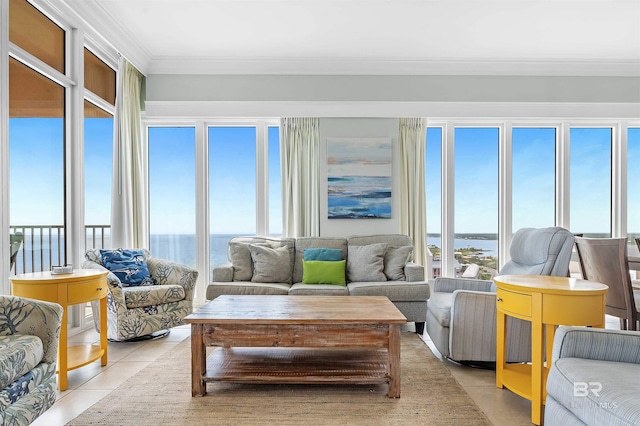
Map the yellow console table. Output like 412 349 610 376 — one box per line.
494 274 608 425
10 269 109 391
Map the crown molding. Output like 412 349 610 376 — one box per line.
147 57 640 77
145 100 640 119
52 0 151 74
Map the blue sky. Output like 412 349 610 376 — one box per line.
9 120 640 237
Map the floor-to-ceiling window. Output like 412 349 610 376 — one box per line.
512 127 556 231
84 47 115 250
148 127 197 267
208 126 257 267
9 0 67 273
628 127 640 254
569 128 612 237
268 126 282 237
425 127 442 278
454 127 499 279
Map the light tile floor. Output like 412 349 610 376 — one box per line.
32 317 622 426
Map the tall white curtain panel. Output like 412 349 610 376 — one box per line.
280 118 320 237
110 58 147 249
399 118 428 266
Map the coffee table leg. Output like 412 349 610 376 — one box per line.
191 323 206 396
388 324 401 398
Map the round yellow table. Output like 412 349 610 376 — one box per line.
10 269 109 391
493 274 608 425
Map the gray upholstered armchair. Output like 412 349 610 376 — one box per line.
425 227 575 364
83 249 198 341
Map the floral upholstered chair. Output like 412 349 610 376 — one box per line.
83 249 198 341
0 295 63 425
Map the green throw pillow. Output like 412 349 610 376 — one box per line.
302 260 346 286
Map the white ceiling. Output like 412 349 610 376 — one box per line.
60 0 640 76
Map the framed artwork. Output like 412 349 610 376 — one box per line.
327 138 392 219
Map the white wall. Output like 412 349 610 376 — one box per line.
319 118 400 237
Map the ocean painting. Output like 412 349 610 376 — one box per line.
327 138 392 219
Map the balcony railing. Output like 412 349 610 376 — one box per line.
10 225 111 275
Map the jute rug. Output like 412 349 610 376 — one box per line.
67 333 491 425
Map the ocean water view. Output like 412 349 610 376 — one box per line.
11 232 638 275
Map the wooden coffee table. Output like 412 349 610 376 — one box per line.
184 295 407 398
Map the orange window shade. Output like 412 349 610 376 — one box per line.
9 0 65 74
9 57 64 118
84 48 116 105
84 99 112 119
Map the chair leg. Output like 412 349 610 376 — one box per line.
415 322 425 335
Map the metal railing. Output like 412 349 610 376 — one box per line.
10 225 111 274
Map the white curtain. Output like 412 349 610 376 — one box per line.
399 118 428 266
280 118 320 237
110 58 147 249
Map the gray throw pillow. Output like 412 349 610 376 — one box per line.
249 244 291 283
347 243 388 282
228 241 253 281
384 246 413 281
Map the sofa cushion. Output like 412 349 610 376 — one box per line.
347 281 430 302
546 357 640 425
347 243 387 282
207 282 291 299
293 237 348 284
425 292 453 327
0 334 44 390
289 283 350 296
249 244 291 283
123 284 186 309
302 260 346 285
228 237 295 282
100 248 154 287
384 246 413 281
303 248 343 261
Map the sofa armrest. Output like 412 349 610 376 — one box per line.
0 295 63 364
553 326 640 364
147 257 199 302
433 277 493 293
404 262 424 281
212 263 234 282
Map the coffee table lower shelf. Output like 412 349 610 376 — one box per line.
203 347 391 385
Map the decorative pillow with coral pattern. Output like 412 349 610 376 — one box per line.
100 249 154 287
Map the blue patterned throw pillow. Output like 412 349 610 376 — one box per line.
100 249 154 287
303 248 343 261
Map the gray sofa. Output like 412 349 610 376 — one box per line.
545 326 640 426
207 234 430 332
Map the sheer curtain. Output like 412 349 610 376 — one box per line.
110 58 147 249
399 118 428 267
280 118 320 237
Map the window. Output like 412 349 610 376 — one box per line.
628 128 640 252
512 128 556 231
209 127 257 267
148 127 196 267
268 126 282 236
570 128 612 237
9 58 65 273
454 127 499 280
84 48 115 250
425 127 442 278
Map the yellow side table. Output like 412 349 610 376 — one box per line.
494 274 608 425
10 269 109 391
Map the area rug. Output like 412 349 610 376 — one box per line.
67 333 490 425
